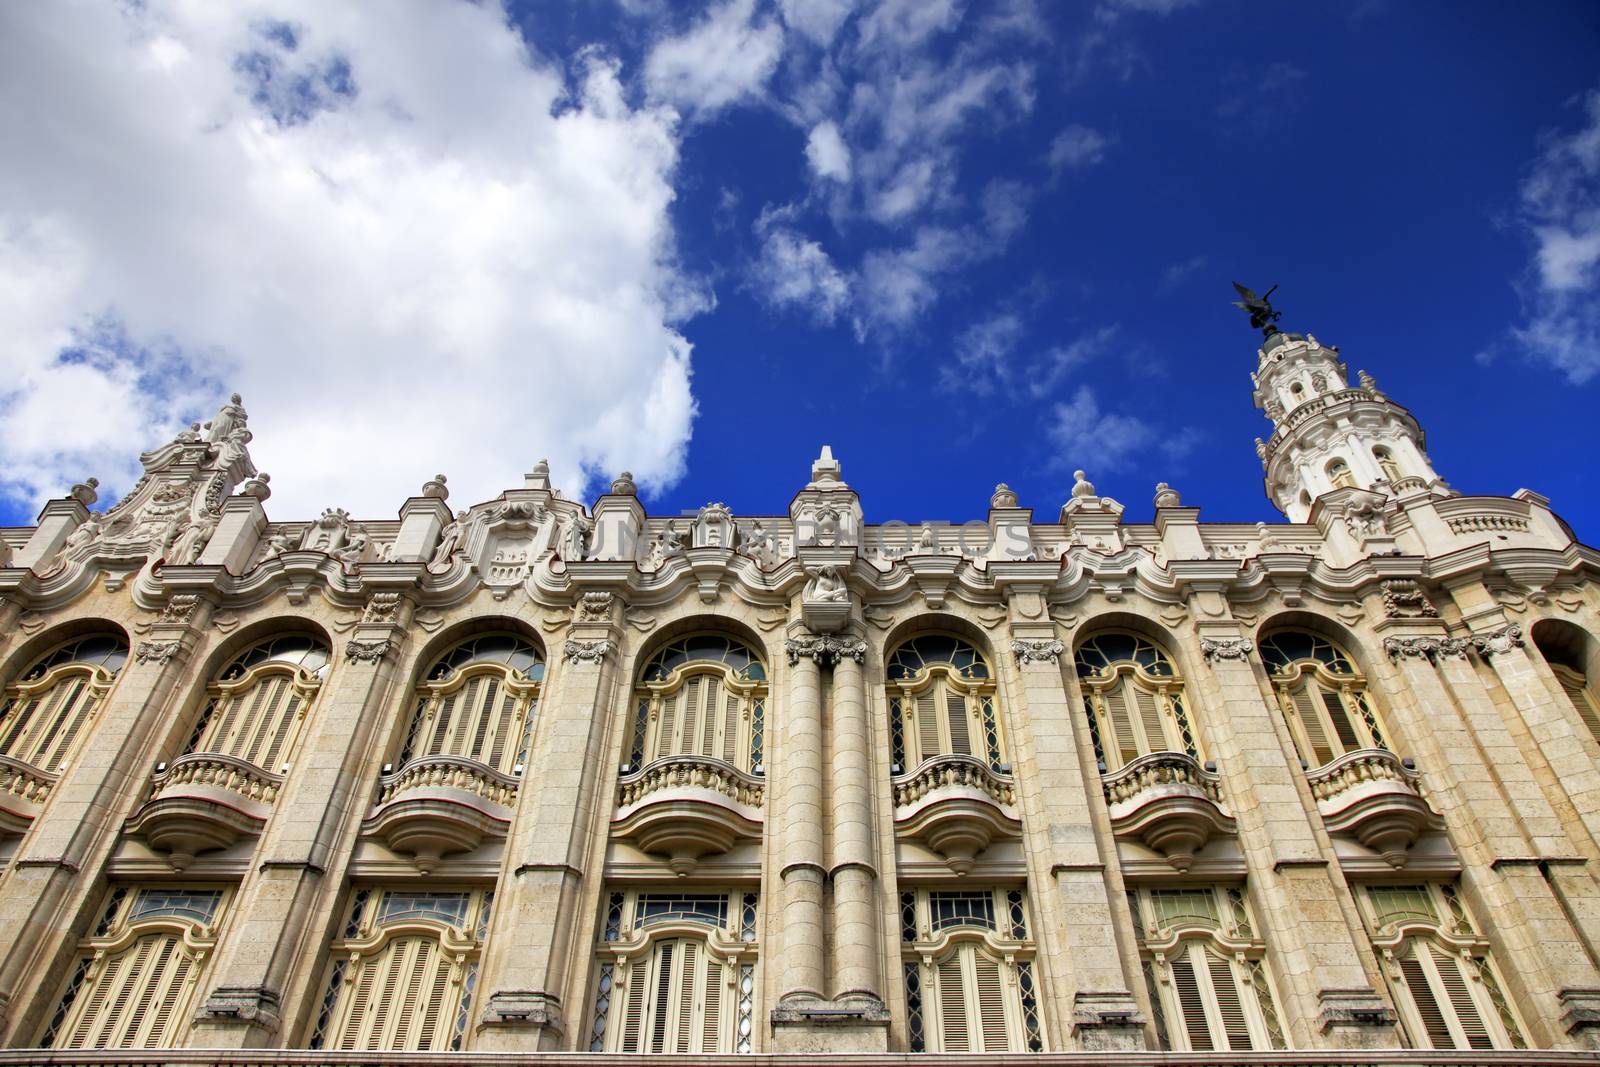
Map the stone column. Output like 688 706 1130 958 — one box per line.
1174 589 1397 1048
0 601 211 1044
768 632 827 1049
473 612 620 1052
996 569 1144 1051
188 595 410 1047
828 638 886 1019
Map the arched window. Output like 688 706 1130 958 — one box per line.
899 887 1044 1053
1531 624 1600 745
626 635 767 775
589 888 759 1054
307 887 493 1051
1327 459 1356 490
41 885 227 1049
396 634 544 777
1074 633 1198 773
886 635 1004 774
183 635 330 775
1359 883 1525 1050
1374 446 1402 483
1130 886 1284 1052
0 633 127 779
1259 631 1385 768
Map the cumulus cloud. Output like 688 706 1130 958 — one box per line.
778 0 858 46
805 120 851 181
749 222 853 324
943 314 1113 399
1047 124 1108 172
0 2 702 516
644 0 785 118
1048 381 1198 471
1505 86 1600 383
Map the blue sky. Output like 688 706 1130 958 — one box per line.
1 1 1597 538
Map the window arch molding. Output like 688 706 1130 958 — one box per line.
0 620 129 689
1530 618 1600 745
882 629 1006 774
1254 616 1389 769
624 627 770 776
1072 626 1202 773
0 624 130 798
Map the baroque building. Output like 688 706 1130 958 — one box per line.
0 309 1598 1064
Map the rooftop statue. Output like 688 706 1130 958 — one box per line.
1231 281 1282 337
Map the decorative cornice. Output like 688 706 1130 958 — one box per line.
785 634 867 666
345 638 392 662
1199 637 1254 662
564 638 613 665
135 639 181 664
1010 638 1064 666
1471 623 1525 659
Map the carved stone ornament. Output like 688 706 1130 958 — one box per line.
1199 637 1255 662
1383 636 1448 661
1380 579 1437 619
136 640 181 664
160 594 201 624
990 483 1018 509
199 985 280 1026
1471 624 1524 659
577 590 614 621
564 638 613 664
345 639 392 663
1010 638 1064 666
785 634 867 667
363 592 402 624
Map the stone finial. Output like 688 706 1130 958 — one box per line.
808 444 844 488
1358 369 1381 395
240 472 272 501
421 474 449 500
70 477 100 507
990 483 1018 509
1255 437 1267 460
525 458 551 490
610 471 637 496
1152 482 1182 509
1070 470 1096 499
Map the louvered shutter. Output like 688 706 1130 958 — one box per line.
648 942 675 1053
721 690 741 764
0 694 45 755
1432 946 1493 1050
703 960 725 1050
331 936 463 1052
1205 949 1253 1051
1321 688 1362 751
700 680 719 757
1400 951 1454 1048
619 957 649 1052
1291 683 1335 765
1169 948 1214 1051
464 678 500 761
1103 686 1139 767
945 690 972 756
679 678 701 758
974 952 1010 1052
63 934 198 1049
1133 686 1166 753
916 692 940 765
37 680 96 770
1556 670 1600 743
428 690 461 755
655 690 680 763
935 955 969 1052
486 692 518 772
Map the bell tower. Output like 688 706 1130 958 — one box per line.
1234 283 1449 522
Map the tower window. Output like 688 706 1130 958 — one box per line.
1326 459 1356 490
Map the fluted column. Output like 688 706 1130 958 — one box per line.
828 638 882 1006
776 639 827 1005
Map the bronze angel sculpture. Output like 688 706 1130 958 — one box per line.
1232 281 1282 336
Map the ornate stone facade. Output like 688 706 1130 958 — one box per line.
0 330 1599 1064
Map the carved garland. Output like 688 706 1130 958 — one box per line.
346 639 392 663
362 592 402 624
1382 636 1471 662
1010 638 1064 666
136 640 182 665
565 639 613 665
1199 637 1255 662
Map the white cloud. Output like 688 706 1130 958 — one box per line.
1506 86 1600 383
1047 124 1108 171
750 224 852 323
779 0 858 46
1161 254 1209 289
644 0 784 119
1048 383 1197 471
805 120 851 181
945 313 1026 394
0 2 702 517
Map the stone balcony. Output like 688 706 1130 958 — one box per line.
364 754 519 872
0 755 57 837
126 752 282 869
893 754 1020 875
1102 752 1234 872
613 754 764 875
1307 748 1438 867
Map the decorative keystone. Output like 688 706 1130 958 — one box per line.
345 639 392 663
135 640 181 665
1010 638 1064 666
565 638 613 665
1199 637 1254 662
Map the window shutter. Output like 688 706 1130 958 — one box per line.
1432 947 1492 1050
1321 688 1362 751
703 959 724 1051
0 694 45 755
465 677 500 761
722 689 741 764
389 938 433 1049
936 955 969 1052
1556 669 1600 743
974 952 1010 1052
117 934 177 1047
1205 949 1253 1051
337 951 381 1050
416 953 453 1050
1133 686 1166 753
619 958 648 1052
143 950 191 1047
916 692 940 764
1291 683 1335 765
1169 948 1214 1051
648 942 675 1053
428 687 462 755
655 690 680 763
363 940 409 1049
486 692 518 772
680 678 701 758
237 676 288 764
1400 951 1454 1048
66 952 124 1049
945 690 971 756
700 679 720 757
1103 686 1139 766
36 680 91 769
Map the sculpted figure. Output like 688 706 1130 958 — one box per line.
261 529 298 561
646 527 686 570
51 514 105 571
173 422 202 445
333 525 370 567
563 513 593 561
169 513 217 565
204 393 247 444
429 510 470 571
216 427 252 469
805 564 849 603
